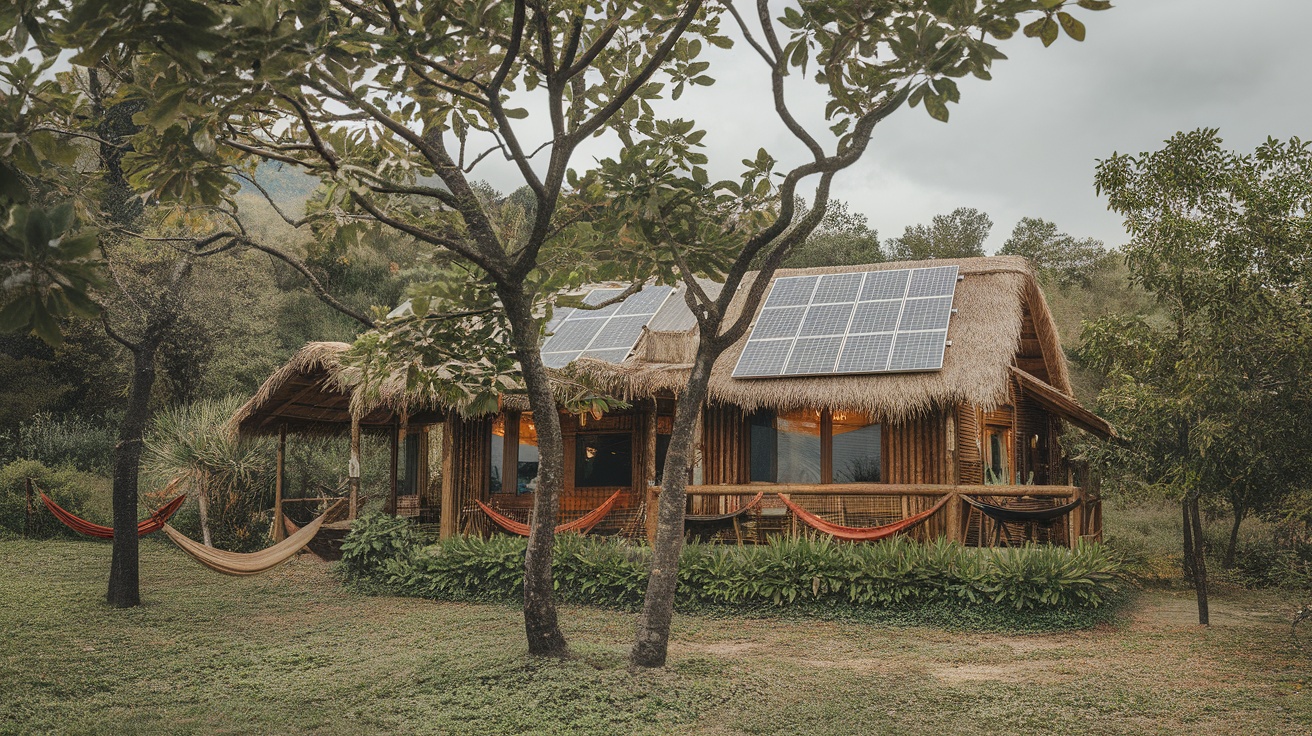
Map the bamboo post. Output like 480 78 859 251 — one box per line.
1070 490 1085 547
273 425 286 541
644 403 658 546
24 477 33 537
439 416 456 539
388 420 399 516
348 413 361 520
945 490 962 544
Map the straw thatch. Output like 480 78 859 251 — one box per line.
572 256 1072 423
232 256 1082 435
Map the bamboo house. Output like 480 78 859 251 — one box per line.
229 256 1114 547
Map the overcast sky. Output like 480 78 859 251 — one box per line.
471 0 1312 254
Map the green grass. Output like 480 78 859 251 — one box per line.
2 538 1310 735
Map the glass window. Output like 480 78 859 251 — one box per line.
986 427 1011 484
516 415 539 495
489 416 506 493
749 410 822 483
654 434 671 484
575 433 633 487
832 411 881 483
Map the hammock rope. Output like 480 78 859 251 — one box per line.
963 496 1080 524
477 490 623 537
779 493 950 542
686 492 765 524
40 491 187 539
162 499 345 576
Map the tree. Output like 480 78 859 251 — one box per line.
999 216 1109 287
1 24 379 606
64 0 1110 659
885 206 992 260
780 199 882 268
1083 129 1312 623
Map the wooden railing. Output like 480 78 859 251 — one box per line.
646 483 1093 546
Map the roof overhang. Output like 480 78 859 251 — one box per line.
1010 366 1116 440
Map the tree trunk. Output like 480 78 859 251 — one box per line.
197 474 213 548
1224 503 1246 569
1187 494 1209 626
631 350 716 668
106 346 158 608
1181 499 1195 584
501 290 568 657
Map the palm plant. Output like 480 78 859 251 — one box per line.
144 396 271 548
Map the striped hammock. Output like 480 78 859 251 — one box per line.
779 493 950 542
41 491 187 539
477 490 623 537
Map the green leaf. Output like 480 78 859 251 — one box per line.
503 107 529 119
923 93 949 122
1040 17 1060 46
1058 12 1086 41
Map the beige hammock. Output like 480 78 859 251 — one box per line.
162 500 345 576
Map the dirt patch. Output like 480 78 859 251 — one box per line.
930 663 1032 683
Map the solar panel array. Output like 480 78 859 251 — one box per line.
731 265 959 378
541 285 676 368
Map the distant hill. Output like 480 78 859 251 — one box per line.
241 161 320 207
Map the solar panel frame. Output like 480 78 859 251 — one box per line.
540 285 676 367
731 265 959 378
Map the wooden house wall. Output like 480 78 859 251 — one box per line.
956 404 984 485
446 414 493 535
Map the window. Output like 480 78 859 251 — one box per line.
750 409 879 484
832 412 881 483
490 417 505 493
985 426 1011 484
654 434 671 484
575 433 633 487
490 414 541 494
516 416 539 494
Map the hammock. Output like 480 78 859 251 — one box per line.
685 492 764 543
964 496 1080 524
779 493 950 542
162 500 345 576
41 492 187 539
477 490 623 537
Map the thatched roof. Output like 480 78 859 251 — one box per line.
232 256 1098 435
575 256 1075 423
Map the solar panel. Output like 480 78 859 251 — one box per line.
731 265 959 378
540 285 675 368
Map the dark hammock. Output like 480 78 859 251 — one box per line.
685 492 764 542
963 496 1080 524
41 492 187 539
477 490 623 537
779 494 950 542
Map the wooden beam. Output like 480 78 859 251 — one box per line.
273 425 286 541
388 420 399 515
439 417 456 539
256 377 336 429
348 413 361 520
679 482 1080 497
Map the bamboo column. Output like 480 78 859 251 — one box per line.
439 416 456 539
348 413 361 520
388 420 399 516
644 402 658 545
273 425 286 541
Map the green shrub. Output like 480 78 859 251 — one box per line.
338 513 426 583
0 413 118 474
340 526 1124 626
0 459 109 538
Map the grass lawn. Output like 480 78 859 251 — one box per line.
1 538 1309 735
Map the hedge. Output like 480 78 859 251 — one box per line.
339 514 1126 629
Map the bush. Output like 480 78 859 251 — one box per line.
0 459 109 538
0 413 118 475
340 524 1124 627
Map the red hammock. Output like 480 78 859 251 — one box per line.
778 493 950 542
477 490 623 537
41 492 187 539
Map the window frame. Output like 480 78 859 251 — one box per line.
748 408 884 485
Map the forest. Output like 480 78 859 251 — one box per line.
3 0 1312 733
